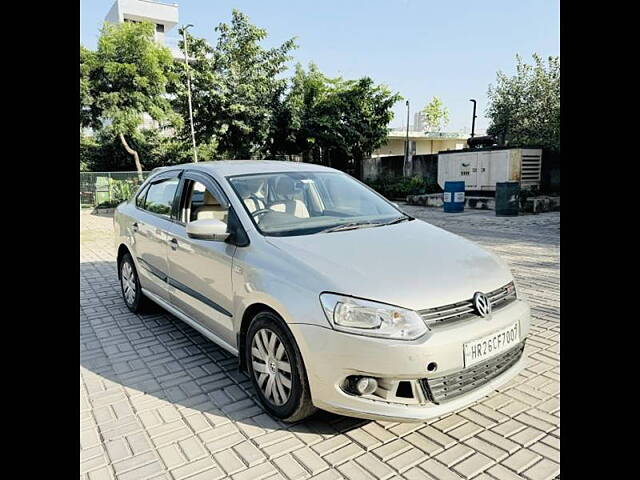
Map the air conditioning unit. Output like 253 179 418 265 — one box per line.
437 148 542 191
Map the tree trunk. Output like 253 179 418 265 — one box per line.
119 133 143 181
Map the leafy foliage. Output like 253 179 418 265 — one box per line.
421 97 450 132
170 10 297 159
365 175 440 199
272 63 401 167
486 54 560 151
85 21 181 134
80 45 95 128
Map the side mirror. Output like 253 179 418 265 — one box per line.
186 219 229 242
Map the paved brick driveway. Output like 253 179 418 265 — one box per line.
80 206 559 480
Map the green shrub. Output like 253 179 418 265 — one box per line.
95 200 121 209
365 175 440 199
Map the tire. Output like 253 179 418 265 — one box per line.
118 252 149 313
246 311 317 423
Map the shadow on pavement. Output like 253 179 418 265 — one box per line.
80 260 372 436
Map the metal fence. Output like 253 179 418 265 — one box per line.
80 171 152 208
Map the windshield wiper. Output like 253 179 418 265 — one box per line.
378 215 412 226
320 221 376 233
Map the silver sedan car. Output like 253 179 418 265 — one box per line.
114 161 530 422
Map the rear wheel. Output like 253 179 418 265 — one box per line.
119 252 148 313
246 311 317 422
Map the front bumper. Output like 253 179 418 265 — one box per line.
289 299 530 422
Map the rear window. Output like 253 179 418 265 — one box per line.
142 177 180 218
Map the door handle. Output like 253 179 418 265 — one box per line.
132 222 139 233
169 238 178 250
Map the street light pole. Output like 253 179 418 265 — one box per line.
405 100 410 176
182 24 198 162
469 99 477 138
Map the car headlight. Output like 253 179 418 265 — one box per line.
320 293 427 340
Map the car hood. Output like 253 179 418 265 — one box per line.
265 219 513 311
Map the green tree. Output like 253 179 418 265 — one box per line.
486 54 560 151
85 21 182 174
273 63 401 173
80 45 95 129
170 10 297 159
421 96 450 132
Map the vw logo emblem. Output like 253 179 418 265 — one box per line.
473 292 492 317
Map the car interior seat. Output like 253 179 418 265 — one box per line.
235 182 266 213
195 190 228 223
269 176 310 218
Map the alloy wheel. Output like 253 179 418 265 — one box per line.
251 328 292 406
121 261 137 306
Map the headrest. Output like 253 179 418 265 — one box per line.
274 176 295 198
203 190 220 206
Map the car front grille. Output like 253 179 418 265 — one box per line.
420 342 525 404
418 282 517 328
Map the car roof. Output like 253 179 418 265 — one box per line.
156 160 340 177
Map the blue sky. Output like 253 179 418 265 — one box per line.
80 0 559 133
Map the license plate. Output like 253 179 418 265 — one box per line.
463 322 520 367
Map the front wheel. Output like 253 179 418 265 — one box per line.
246 311 317 422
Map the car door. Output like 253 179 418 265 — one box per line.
163 171 237 349
132 171 182 300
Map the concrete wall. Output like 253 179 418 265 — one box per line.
362 156 404 180
411 155 438 181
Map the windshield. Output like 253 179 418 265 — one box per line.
227 171 409 236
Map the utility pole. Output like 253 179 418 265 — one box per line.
182 24 198 162
404 100 410 176
469 99 477 138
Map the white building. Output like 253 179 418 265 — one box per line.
105 0 182 59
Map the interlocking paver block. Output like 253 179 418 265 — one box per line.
337 461 375 480
178 436 207 461
529 443 560 463
510 427 546 447
273 454 311 480
214 449 246 475
487 464 527 480
419 459 463 480
263 436 306 459
157 443 185 469
464 437 509 462
502 449 543 474
452 452 494 478
402 467 435 480
234 440 267 466
372 439 412 462
231 461 278 480
522 458 560 480
291 447 330 476
404 432 444 456
354 452 395 480
435 444 474 468
170 457 218 480
386 448 426 473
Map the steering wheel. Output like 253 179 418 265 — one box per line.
251 208 272 223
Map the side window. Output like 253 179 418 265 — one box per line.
135 184 149 208
186 181 228 224
143 177 180 218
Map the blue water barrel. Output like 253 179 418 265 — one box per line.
443 181 465 213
